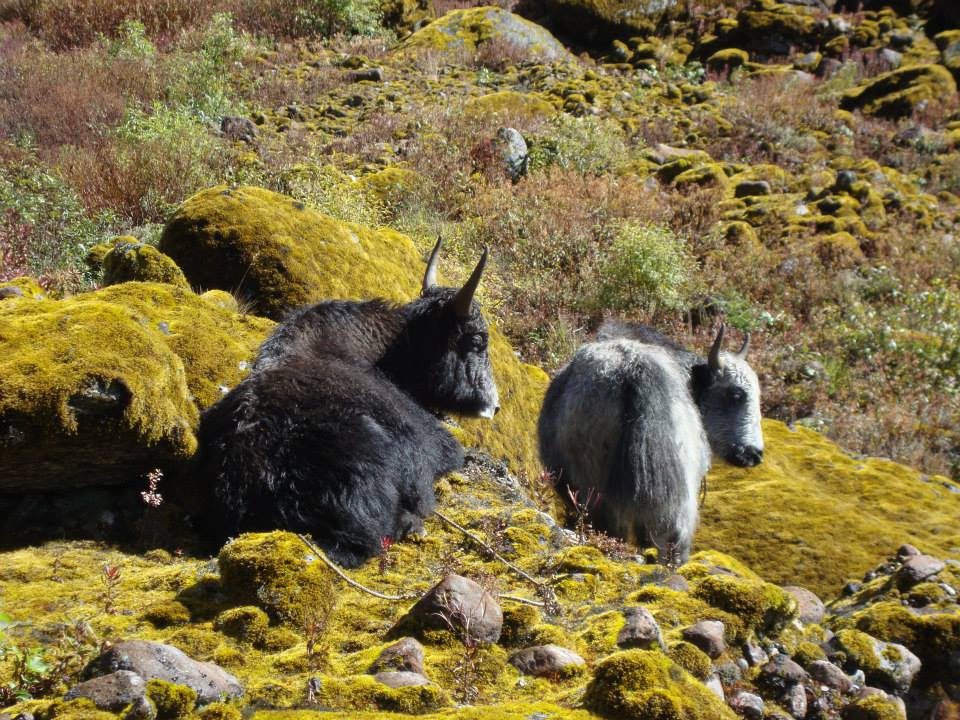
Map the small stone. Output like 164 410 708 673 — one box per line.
705 673 724 700
495 127 529 183
897 544 920 559
878 48 902 70
374 671 430 688
0 286 24 299
897 554 945 588
682 620 726 659
349 67 384 82
508 644 586 677
661 574 689 592
617 606 664 650
220 116 258 143
729 690 764 719
371 637 425 676
842 581 862 596
66 670 147 711
759 655 807 693
743 641 769 667
735 180 772 198
783 586 825 624
808 660 852 693
835 170 857 192
782 683 807 719
393 573 503 644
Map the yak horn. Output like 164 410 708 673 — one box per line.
452 247 488 317
422 235 442 294
736 333 750 359
708 323 725 371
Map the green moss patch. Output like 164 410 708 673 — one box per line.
841 64 958 119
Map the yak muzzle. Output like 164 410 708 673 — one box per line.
728 445 764 467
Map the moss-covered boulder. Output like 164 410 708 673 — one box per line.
101 240 189 289
0 281 271 491
583 649 737 719
396 7 575 64
735 0 818 57
841 64 958 119
159 185 548 480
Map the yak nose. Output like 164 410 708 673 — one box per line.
730 445 763 467
744 447 764 466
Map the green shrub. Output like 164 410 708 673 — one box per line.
595 222 696 313
529 115 629 176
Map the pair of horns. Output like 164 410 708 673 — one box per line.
707 323 750 370
422 236 488 317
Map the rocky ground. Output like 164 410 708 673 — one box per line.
1 0 959 718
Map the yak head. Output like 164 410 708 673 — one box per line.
691 325 764 467
396 237 500 419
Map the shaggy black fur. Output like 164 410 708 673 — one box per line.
192 263 499 566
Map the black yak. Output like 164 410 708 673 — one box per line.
192 239 499 567
537 323 762 564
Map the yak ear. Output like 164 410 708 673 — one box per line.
422 235 442 295
708 323 725 371
452 247 488 317
736 332 750 359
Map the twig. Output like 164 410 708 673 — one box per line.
432 509 557 611
297 534 417 602
498 594 545 608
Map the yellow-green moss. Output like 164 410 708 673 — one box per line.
200 289 241 313
317 674 450 713
102 241 190 288
218 532 337 626
698 419 960 596
146 679 198 720
841 64 958 119
691 574 798 636
0 276 47 299
142 600 192 628
667 641 712 681
249 701 597 719
583 649 736 719
198 703 243 720
214 605 271 645
354 166 428 208
793 640 826 666
707 48 749 71
815 231 864 266
840 695 904 720
465 91 557 122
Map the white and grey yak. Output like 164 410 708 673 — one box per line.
538 322 763 563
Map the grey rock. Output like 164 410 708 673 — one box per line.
782 683 807 719
808 660 852 693
495 127 528 182
617 606 664 650
0 286 24 299
817 58 843 78
661 573 689 592
682 620 726 659
759 655 806 693
705 673 724 700
66 670 147 712
829 633 920 694
734 180 772 198
350 67 384 82
371 637 425 676
123 695 156 720
394 574 503 644
897 554 944 587
897 544 920 559
82 640 242 705
783 585 825 624
508 644 585 677
878 48 902 70
729 690 764 719
220 116 258 143
743 641 769 667
373 671 431 688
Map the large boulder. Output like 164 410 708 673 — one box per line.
516 0 679 47
841 64 957 119
0 282 271 493
159 185 549 481
395 7 575 64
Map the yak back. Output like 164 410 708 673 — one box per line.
193 353 464 566
597 320 700 370
254 299 404 371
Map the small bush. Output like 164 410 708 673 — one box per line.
595 222 697 314
528 114 629 176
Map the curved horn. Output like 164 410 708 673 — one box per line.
708 323 725 371
422 235 442 294
736 332 750 359
452 247 488 317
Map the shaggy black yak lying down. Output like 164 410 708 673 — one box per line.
193 239 499 567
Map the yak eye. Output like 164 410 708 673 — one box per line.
729 387 746 404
